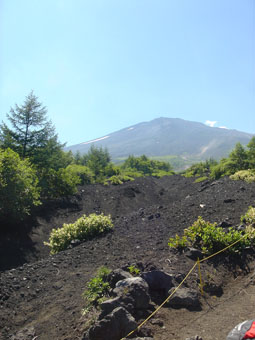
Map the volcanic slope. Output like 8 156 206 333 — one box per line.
1 175 255 340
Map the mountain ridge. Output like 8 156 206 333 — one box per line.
65 117 254 166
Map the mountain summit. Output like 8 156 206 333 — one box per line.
65 117 253 164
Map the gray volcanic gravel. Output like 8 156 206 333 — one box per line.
0 175 255 340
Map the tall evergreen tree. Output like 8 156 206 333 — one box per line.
247 137 255 168
0 91 60 160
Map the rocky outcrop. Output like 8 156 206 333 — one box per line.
113 277 150 310
83 307 137 340
141 270 175 295
107 268 133 288
84 267 202 340
168 287 200 309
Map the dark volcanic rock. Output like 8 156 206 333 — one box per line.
84 307 137 340
107 268 133 288
113 277 150 310
141 270 175 295
168 287 200 309
185 247 203 261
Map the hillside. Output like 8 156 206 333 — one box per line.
65 118 253 168
1 175 255 340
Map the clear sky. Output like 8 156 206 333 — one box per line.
0 0 254 146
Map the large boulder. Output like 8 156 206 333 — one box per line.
99 295 134 319
113 277 150 310
167 287 200 309
107 269 133 288
141 270 175 295
83 307 137 340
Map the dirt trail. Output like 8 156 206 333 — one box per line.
1 175 255 340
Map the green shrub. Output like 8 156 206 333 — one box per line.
241 206 255 226
121 168 144 178
122 155 173 176
82 266 111 313
39 166 81 198
108 175 123 185
128 265 140 276
104 174 134 186
66 164 94 185
183 159 217 178
168 216 255 255
0 148 41 222
194 176 208 183
230 170 255 183
45 213 113 254
152 170 174 178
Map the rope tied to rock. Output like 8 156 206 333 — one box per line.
121 231 252 340
120 262 198 339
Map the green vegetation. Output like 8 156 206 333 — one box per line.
39 167 81 198
121 154 174 177
82 266 111 313
128 265 140 276
0 91 60 160
65 164 94 185
168 212 255 255
3 93 254 225
182 137 255 182
103 174 134 186
0 148 41 223
241 206 255 226
183 159 217 178
0 93 77 221
149 155 190 172
230 170 255 183
45 213 113 254
194 176 208 183
210 140 255 179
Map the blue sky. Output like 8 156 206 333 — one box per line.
0 0 254 146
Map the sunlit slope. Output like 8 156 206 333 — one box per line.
65 117 253 162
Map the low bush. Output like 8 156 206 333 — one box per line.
122 155 173 176
152 169 175 178
82 266 111 313
194 176 208 183
121 168 144 178
168 215 255 255
39 167 81 198
104 174 134 185
45 213 113 254
128 265 140 276
241 206 255 226
65 164 94 185
183 159 217 178
0 148 41 222
230 170 255 183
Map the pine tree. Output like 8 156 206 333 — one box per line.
0 91 59 160
246 137 255 168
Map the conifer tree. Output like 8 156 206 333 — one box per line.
0 91 59 161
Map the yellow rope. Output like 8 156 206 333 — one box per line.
120 231 252 340
197 258 204 296
120 262 197 340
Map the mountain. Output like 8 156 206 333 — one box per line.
65 117 253 168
